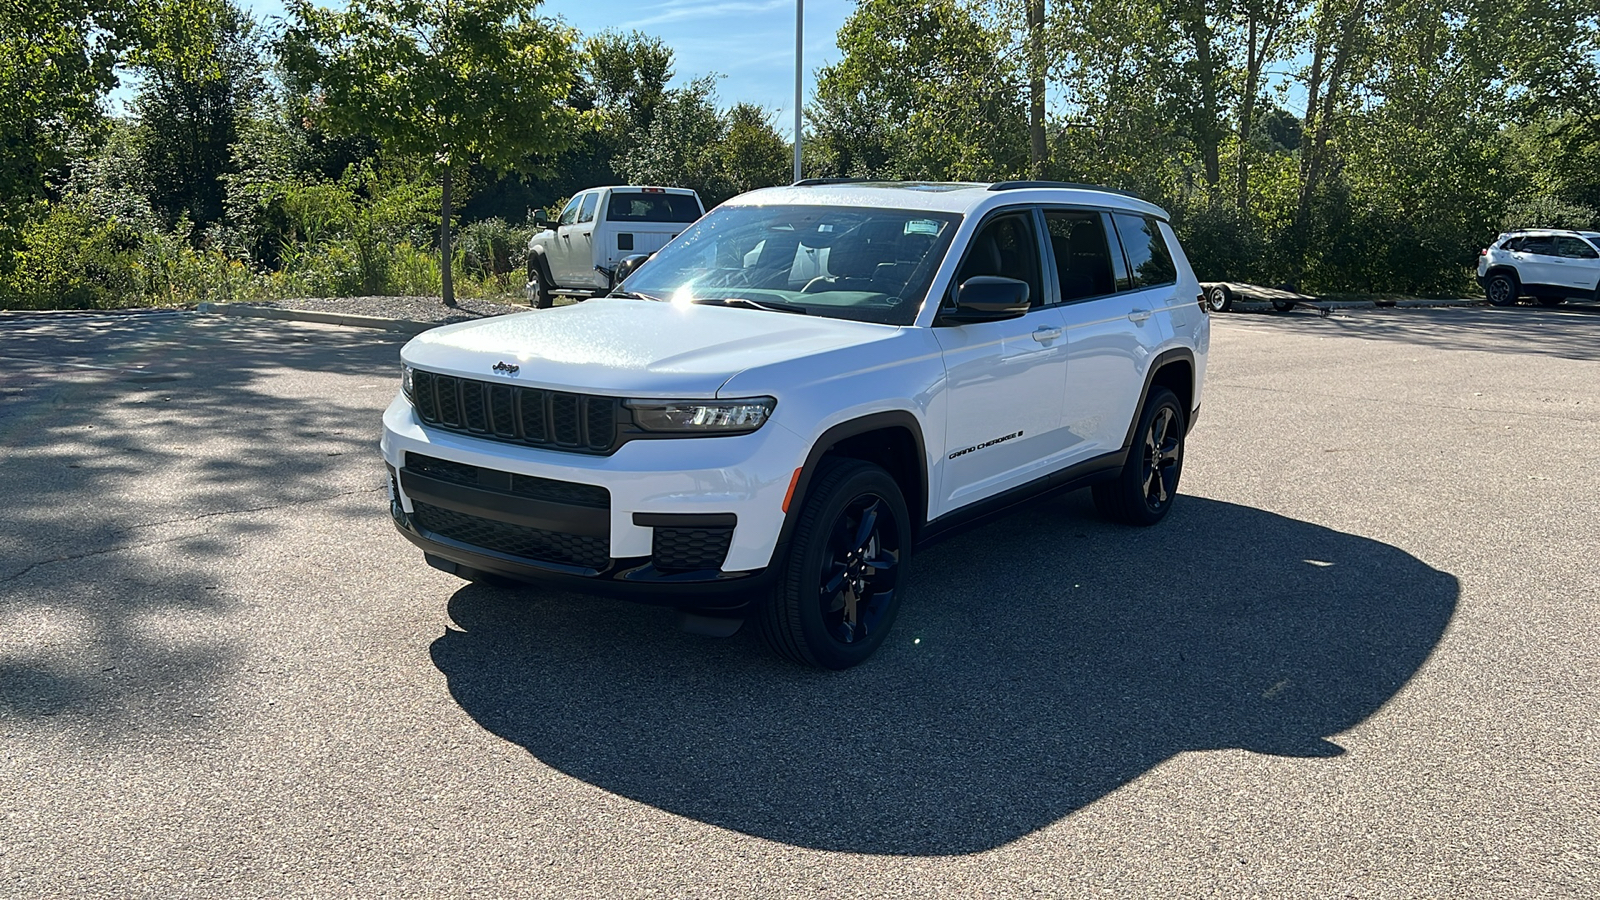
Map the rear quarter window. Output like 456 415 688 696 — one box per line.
1112 213 1177 289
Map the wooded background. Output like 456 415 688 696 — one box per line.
3 0 1596 308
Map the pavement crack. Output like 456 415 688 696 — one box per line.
0 487 383 585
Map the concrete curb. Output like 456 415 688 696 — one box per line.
196 302 440 334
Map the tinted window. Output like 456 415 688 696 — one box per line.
558 195 582 227
577 192 598 224
1044 210 1116 301
954 213 1044 309
1113 213 1177 288
1556 236 1599 260
607 192 702 223
1520 236 1558 256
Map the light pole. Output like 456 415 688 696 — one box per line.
794 0 803 182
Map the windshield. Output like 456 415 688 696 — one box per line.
621 204 962 325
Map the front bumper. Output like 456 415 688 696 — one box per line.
380 394 803 601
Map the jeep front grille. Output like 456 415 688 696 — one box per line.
410 370 622 454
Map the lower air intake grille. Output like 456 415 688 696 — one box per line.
652 526 734 571
412 502 611 570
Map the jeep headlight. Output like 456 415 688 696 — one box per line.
626 397 775 434
401 364 415 400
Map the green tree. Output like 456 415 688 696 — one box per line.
0 0 129 249
128 0 261 232
280 0 578 305
810 0 1029 181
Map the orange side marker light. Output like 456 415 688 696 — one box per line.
781 467 803 513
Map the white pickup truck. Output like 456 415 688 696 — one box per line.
525 186 704 308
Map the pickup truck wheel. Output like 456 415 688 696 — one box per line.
759 459 909 670
1093 387 1185 527
1485 273 1518 306
525 264 553 309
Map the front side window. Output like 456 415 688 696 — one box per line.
1556 236 1599 260
1113 213 1177 289
621 204 961 326
1044 210 1116 301
952 213 1044 308
558 194 583 227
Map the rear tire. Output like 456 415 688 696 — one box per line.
1271 297 1295 312
758 459 910 670
1093 388 1186 527
1485 272 1518 306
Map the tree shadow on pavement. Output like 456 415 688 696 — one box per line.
0 313 403 734
1296 305 1600 361
431 492 1458 856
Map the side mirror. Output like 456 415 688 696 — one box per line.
610 253 654 288
937 276 1031 324
532 209 552 230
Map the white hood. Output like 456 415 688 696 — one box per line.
401 297 900 397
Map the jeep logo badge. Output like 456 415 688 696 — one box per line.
492 361 520 376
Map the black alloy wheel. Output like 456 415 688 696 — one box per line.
1485 273 1518 306
1093 387 1186 527
759 459 909 669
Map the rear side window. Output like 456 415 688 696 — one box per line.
1112 213 1177 288
1556 236 1599 260
1044 210 1116 301
1520 236 1558 256
607 192 702 223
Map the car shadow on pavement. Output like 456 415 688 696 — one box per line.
430 493 1457 856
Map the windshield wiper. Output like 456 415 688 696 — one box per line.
693 297 808 315
608 289 662 301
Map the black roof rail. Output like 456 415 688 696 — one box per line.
988 180 1144 200
791 177 875 187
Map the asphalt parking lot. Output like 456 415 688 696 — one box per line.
2 304 1596 898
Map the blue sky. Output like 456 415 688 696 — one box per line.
226 0 854 138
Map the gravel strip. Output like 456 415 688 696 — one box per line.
247 295 539 326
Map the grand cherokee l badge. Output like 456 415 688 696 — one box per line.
492 361 520 376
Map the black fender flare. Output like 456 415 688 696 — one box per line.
1121 347 1198 449
526 245 555 284
774 411 930 553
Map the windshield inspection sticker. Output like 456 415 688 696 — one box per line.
948 430 1024 460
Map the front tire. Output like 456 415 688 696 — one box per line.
525 262 553 309
1093 388 1186 527
759 459 910 669
1485 272 1518 306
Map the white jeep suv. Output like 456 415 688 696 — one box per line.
1478 229 1600 306
382 180 1210 668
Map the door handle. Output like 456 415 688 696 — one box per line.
1128 308 1152 323
1031 326 1063 342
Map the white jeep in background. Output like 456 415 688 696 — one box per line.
1478 229 1600 306
386 180 1210 668
525 185 703 308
